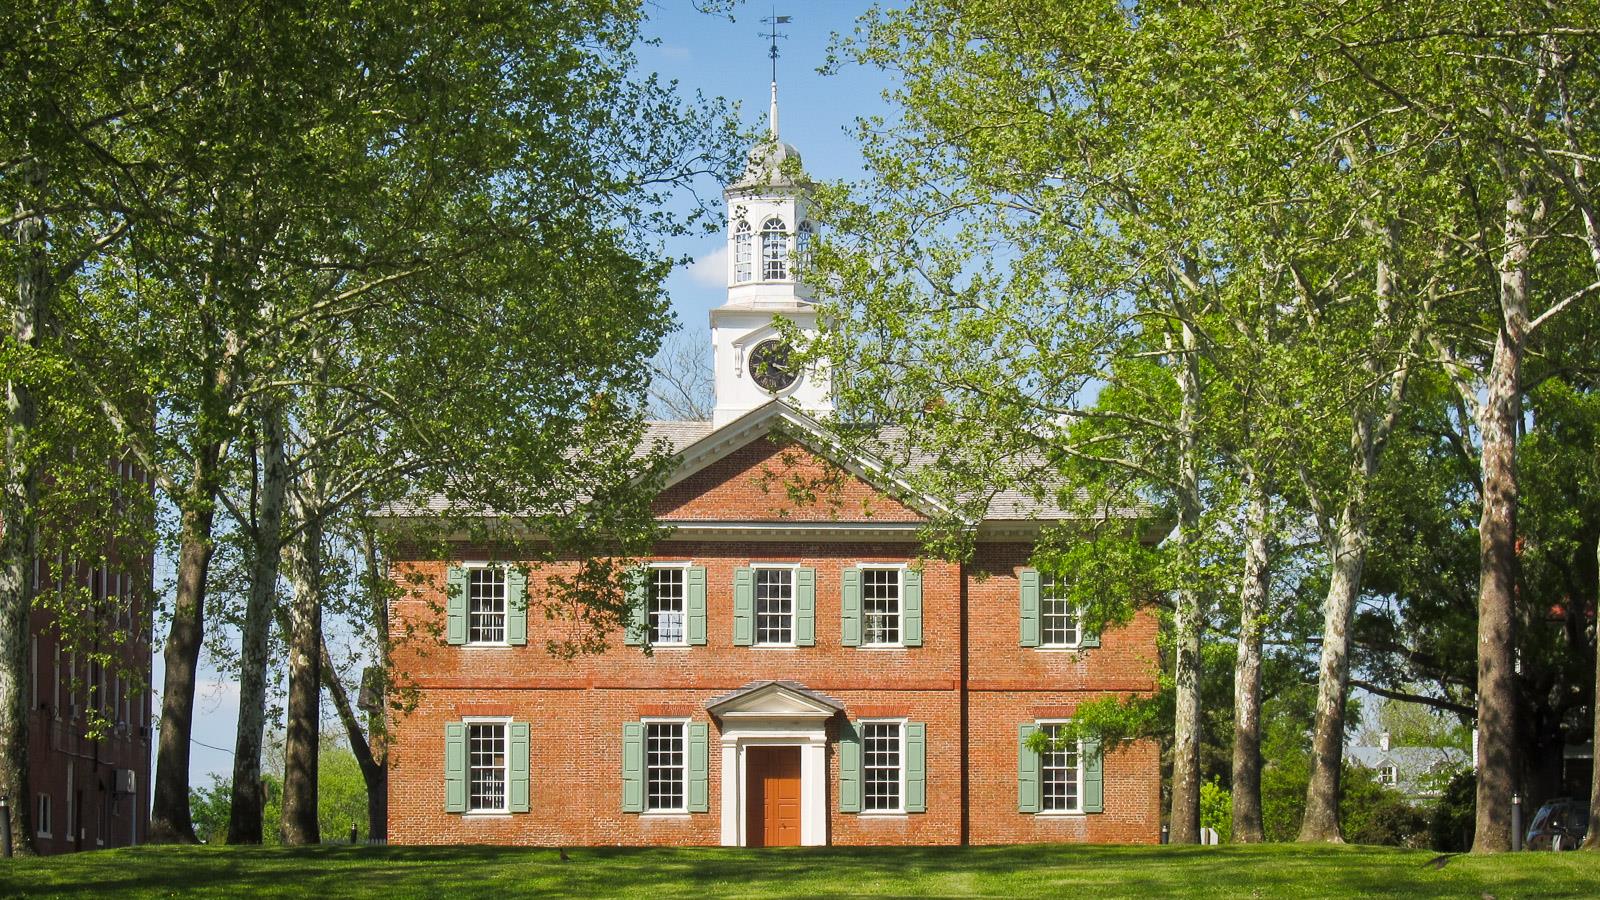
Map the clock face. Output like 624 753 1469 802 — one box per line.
748 339 798 392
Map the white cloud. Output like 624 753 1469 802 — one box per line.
659 45 692 62
687 244 729 288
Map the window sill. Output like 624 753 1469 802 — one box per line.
649 644 693 651
859 644 907 651
463 643 513 649
462 811 513 819
858 811 909 818
1036 810 1087 817
640 811 692 819
752 644 799 650
1036 646 1086 652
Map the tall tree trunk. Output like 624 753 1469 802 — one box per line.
320 633 384 841
0 160 50 855
279 485 322 845
1584 535 1600 851
148 448 222 843
1168 320 1204 844
1297 500 1369 842
227 405 288 844
1230 465 1271 843
1472 184 1532 855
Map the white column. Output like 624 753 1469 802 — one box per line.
801 737 827 846
720 738 741 846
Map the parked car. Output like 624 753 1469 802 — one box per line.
1526 798 1589 850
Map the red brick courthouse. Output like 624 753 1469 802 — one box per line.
382 93 1161 848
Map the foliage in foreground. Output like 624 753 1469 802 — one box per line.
3 843 1599 899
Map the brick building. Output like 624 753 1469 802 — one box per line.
383 91 1161 847
25 456 153 853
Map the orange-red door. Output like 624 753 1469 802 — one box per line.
746 746 802 847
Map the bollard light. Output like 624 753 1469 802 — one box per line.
1512 793 1523 852
0 794 12 858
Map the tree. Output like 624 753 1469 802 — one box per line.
648 329 715 421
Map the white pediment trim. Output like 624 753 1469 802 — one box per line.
706 681 842 721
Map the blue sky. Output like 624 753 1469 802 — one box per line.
161 2 897 791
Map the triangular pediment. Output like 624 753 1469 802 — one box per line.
655 401 947 522
705 680 844 720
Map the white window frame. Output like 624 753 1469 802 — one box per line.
647 562 691 649
642 717 690 815
734 220 753 282
66 760 76 842
857 563 906 649
1036 719 1085 815
860 718 907 816
760 217 788 281
36 793 51 839
751 563 799 648
460 561 510 648
1379 764 1398 786
462 715 511 816
1038 575 1084 650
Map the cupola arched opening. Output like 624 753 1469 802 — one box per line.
761 217 788 281
734 220 753 282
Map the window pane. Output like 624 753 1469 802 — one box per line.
469 569 507 644
862 568 901 645
1039 723 1081 812
755 568 794 645
1040 576 1080 647
468 723 507 812
761 217 787 280
863 722 902 812
735 222 753 282
649 568 686 644
646 723 686 811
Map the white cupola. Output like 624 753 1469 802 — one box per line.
709 80 831 427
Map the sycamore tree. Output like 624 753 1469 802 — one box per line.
11 0 738 845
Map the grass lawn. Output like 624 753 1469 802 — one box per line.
4 842 1600 898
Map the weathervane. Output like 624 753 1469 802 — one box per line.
759 12 791 138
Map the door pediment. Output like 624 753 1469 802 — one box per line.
706 680 843 721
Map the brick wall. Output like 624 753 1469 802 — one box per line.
386 438 1161 847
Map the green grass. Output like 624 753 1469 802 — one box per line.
3 842 1600 898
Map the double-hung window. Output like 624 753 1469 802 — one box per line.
645 721 687 812
754 567 795 646
734 221 753 282
468 568 507 645
36 793 50 839
1379 764 1398 786
467 721 509 813
862 721 904 813
862 568 902 646
1038 722 1083 813
648 567 687 646
760 217 788 280
1040 576 1081 648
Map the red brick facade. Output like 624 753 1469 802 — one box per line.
386 430 1160 846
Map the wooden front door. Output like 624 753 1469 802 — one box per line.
746 746 803 847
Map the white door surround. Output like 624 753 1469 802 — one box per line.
706 681 842 847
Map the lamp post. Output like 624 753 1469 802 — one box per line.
1 795 12 858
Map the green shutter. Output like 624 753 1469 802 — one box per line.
623 567 647 646
795 567 816 646
733 567 754 646
621 722 644 812
444 722 467 812
509 722 531 813
839 720 862 813
445 567 467 646
687 566 707 645
505 568 527 647
840 567 862 647
1018 723 1040 813
906 722 926 813
902 569 923 647
1019 569 1041 648
1082 737 1103 813
688 722 710 812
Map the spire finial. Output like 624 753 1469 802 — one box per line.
760 13 791 139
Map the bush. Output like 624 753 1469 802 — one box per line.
1200 776 1233 842
1428 771 1476 852
1259 756 1427 845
